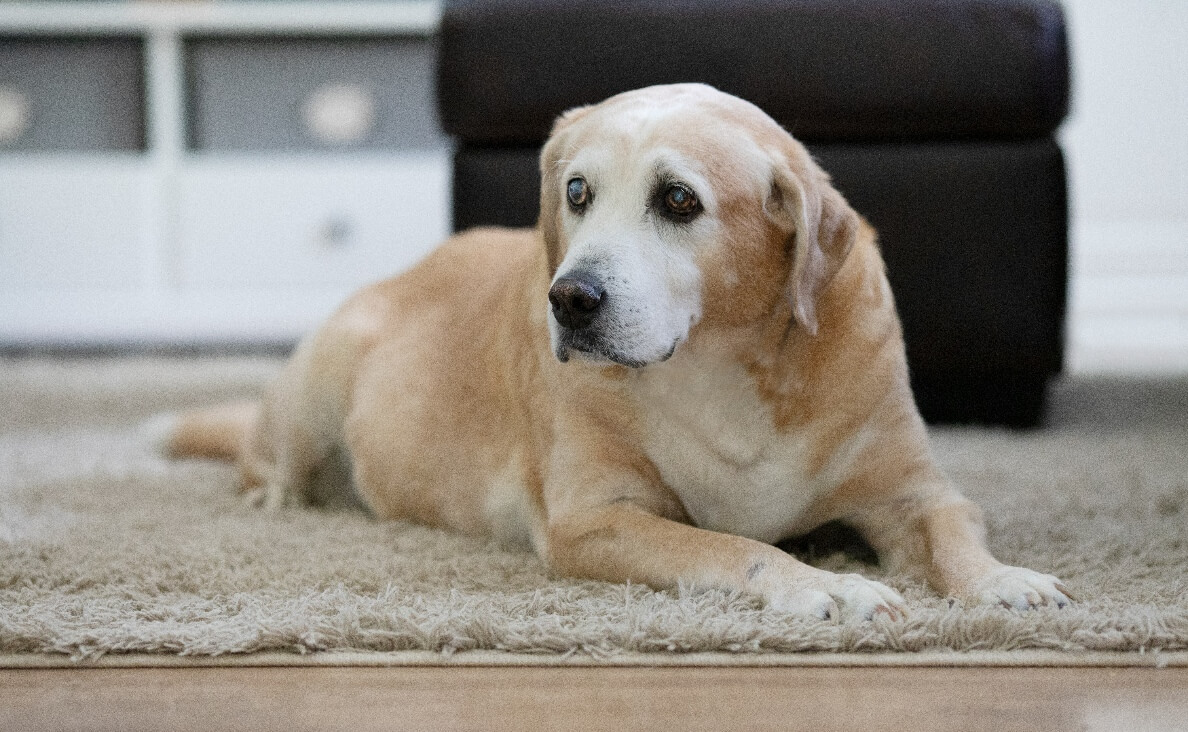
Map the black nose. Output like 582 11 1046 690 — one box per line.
549 275 605 330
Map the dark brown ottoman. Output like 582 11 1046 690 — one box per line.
436 0 1070 426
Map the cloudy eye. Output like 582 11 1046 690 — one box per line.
567 177 590 210
663 184 700 218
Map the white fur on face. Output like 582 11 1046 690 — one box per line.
548 133 719 367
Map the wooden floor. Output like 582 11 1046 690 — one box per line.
3 666 1187 731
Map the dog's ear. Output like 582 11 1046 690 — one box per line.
538 105 593 275
768 144 860 336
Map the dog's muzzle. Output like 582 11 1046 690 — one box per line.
549 272 681 368
549 272 623 365
549 274 605 331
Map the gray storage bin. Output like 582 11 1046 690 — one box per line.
0 36 145 151
186 36 446 151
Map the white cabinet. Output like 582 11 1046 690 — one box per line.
0 158 150 291
0 1 446 345
178 153 448 289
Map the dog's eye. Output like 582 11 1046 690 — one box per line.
567 178 590 209
663 184 700 217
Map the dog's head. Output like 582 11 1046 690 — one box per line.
539 83 860 368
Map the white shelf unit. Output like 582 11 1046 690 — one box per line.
0 1 449 346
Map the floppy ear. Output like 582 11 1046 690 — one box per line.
538 105 593 275
769 149 860 336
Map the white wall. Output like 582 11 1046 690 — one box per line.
1061 0 1188 374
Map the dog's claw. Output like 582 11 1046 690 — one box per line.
973 566 1074 610
770 574 906 623
1055 582 1080 603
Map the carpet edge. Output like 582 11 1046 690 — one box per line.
2 649 1185 669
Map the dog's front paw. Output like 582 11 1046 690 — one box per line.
968 566 1075 610
769 573 907 623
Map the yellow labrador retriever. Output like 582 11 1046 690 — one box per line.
164 84 1073 621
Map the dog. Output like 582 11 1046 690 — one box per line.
163 84 1073 621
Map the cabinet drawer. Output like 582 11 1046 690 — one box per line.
0 37 145 151
186 37 445 151
0 160 148 290
178 153 449 288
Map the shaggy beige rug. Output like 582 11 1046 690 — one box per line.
1 356 1187 667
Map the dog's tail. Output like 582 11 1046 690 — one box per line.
144 400 258 463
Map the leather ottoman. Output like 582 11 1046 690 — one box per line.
436 0 1070 426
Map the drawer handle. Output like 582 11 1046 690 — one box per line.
0 86 31 145
301 83 375 145
318 216 355 249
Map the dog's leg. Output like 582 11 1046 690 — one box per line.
239 291 386 511
851 487 1074 610
546 501 906 622
238 394 320 512
238 338 347 510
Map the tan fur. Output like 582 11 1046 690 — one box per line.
165 401 256 463
167 84 1072 620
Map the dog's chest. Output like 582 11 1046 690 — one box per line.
633 357 853 544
